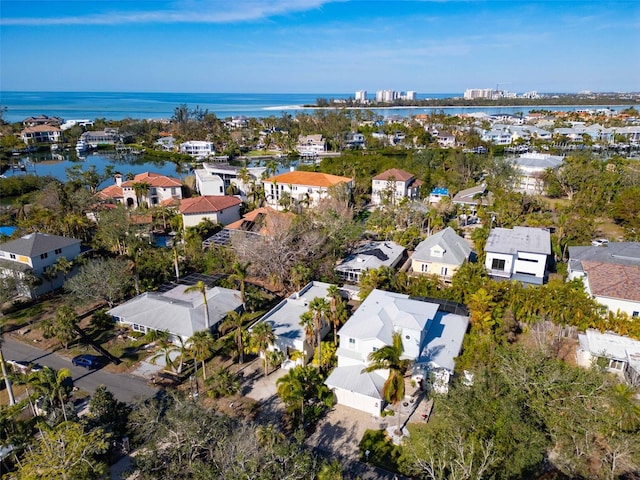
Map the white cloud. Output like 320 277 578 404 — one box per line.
1 0 333 26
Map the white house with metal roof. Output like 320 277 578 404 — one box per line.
325 289 469 416
335 241 405 283
511 152 564 194
484 226 551 285
411 227 473 282
0 233 82 298
107 284 242 344
253 281 343 365
577 329 640 386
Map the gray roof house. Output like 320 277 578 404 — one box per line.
325 289 469 416
484 226 551 285
451 183 494 210
0 233 82 298
335 241 406 283
576 329 640 386
107 284 242 343
410 227 473 282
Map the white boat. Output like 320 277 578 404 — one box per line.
75 139 88 152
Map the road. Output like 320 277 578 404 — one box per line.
2 335 159 404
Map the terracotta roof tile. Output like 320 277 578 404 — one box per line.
263 171 352 188
582 260 640 302
179 196 241 215
122 172 182 188
226 206 294 235
96 184 124 200
373 168 415 181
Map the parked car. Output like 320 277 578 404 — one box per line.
591 238 609 247
71 354 103 369
5 360 43 374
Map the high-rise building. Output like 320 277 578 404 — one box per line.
355 90 367 103
405 91 416 101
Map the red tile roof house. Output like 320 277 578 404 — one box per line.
179 196 242 229
96 173 183 208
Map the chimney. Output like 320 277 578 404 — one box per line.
114 174 122 187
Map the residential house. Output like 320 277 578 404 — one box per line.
296 134 326 155
511 152 564 194
20 125 62 144
481 129 513 145
568 242 640 318
345 132 365 149
194 163 264 198
262 171 353 210
80 129 123 147
451 183 494 213
411 227 473 282
202 206 294 248
179 141 215 158
154 136 175 151
179 196 242 228
428 187 449 204
22 115 62 127
0 233 82 298
96 172 183 208
576 329 640 386
371 168 423 206
437 131 456 148
324 289 469 416
335 241 406 283
107 284 242 343
254 281 341 365
484 226 551 285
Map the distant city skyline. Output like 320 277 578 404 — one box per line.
1 1 638 94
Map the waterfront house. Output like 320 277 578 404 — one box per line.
324 289 469 416
484 226 551 285
335 241 405 283
568 242 640 318
108 284 242 343
80 128 123 147
371 168 423 206
411 227 473 282
194 163 264 198
22 115 62 127
20 125 62 144
179 140 215 158
0 233 82 298
262 171 353 210
179 196 242 229
296 134 326 155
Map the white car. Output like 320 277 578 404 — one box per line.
591 238 609 247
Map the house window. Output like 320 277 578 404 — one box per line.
132 323 146 333
372 347 378 352
9 254 16 259
405 335 410 340
40 253 48 259
54 248 62 254
219 186 223 193
440 267 448 276
633 311 639 318
491 258 506 270
421 264 428 273
608 359 624 370
348 338 356 349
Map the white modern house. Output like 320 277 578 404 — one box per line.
0 233 82 298
568 242 640 318
511 152 564 194
576 329 640 386
193 163 265 198
371 168 423 206
254 281 342 365
179 196 242 228
411 227 473 282
179 140 215 158
325 289 469 416
262 171 353 210
335 241 406 283
108 284 242 343
484 226 551 285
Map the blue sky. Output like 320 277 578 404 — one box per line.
1 0 638 93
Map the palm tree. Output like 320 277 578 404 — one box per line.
327 285 344 346
276 367 306 424
230 261 251 309
184 281 210 330
28 366 72 422
188 330 215 381
309 297 329 367
53 256 73 282
363 331 410 435
150 336 187 374
248 322 276 377
0 330 15 406
299 311 314 363
131 181 151 208
220 310 247 364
